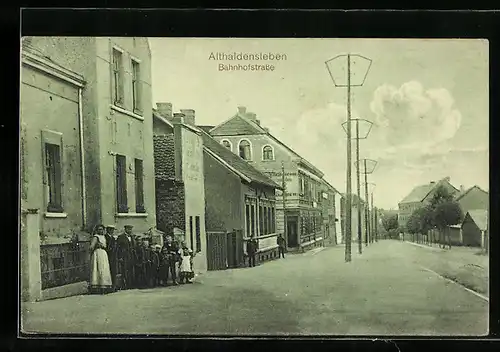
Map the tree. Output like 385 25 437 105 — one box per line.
428 185 463 249
382 213 399 239
432 201 463 249
407 206 433 244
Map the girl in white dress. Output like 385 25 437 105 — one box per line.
178 242 194 284
89 224 114 294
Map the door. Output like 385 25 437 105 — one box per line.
287 217 298 247
226 231 238 268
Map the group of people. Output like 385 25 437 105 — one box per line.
88 224 196 295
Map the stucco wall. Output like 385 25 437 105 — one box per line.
20 66 84 238
203 151 243 233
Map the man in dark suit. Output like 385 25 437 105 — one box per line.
104 225 117 287
115 224 137 290
247 235 257 267
277 233 286 259
161 235 179 286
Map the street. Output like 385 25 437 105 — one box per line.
21 240 488 336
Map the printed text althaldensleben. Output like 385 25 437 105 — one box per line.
209 52 288 61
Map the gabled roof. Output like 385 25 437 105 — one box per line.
464 209 488 231
210 113 267 136
455 185 489 201
200 130 282 190
400 177 458 204
209 110 324 177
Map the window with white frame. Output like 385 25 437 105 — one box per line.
131 58 142 114
221 139 232 151
44 143 63 213
111 48 125 106
238 139 252 160
262 145 274 161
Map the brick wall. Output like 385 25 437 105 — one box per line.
155 179 185 235
153 135 176 179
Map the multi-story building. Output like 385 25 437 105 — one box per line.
153 105 207 273
398 177 458 230
318 179 341 245
208 106 327 252
20 37 156 300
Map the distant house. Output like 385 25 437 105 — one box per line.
201 128 283 269
318 179 341 245
461 209 489 249
340 193 367 244
455 185 489 214
398 177 459 230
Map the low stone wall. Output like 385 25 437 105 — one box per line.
257 244 279 263
300 237 324 252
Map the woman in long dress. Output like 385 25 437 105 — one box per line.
89 224 114 294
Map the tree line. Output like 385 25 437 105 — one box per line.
381 185 463 249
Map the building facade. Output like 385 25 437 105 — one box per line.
318 179 341 245
340 194 367 244
23 36 157 234
201 128 282 267
20 37 156 300
153 107 207 273
398 177 458 230
208 106 328 251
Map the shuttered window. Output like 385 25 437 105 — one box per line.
45 143 63 212
132 59 142 114
112 49 124 106
116 154 128 213
134 158 145 213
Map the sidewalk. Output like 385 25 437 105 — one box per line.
403 241 489 297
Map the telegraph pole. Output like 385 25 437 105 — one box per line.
364 159 369 246
282 161 287 248
345 54 353 262
355 120 362 254
371 192 375 243
325 53 372 263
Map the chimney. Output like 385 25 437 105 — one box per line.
172 112 185 124
444 176 451 182
460 185 465 192
180 109 195 126
430 181 436 184
156 103 173 119
255 119 261 126
246 112 256 120
237 106 247 115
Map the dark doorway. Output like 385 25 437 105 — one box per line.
287 217 298 247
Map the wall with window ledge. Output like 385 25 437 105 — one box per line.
20 65 84 238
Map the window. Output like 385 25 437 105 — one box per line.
131 59 142 114
245 204 251 238
251 205 255 236
259 205 264 236
238 139 252 160
189 216 194 251
134 159 145 213
221 139 232 151
267 207 272 234
44 143 63 212
116 154 128 213
262 145 274 161
195 216 201 252
112 49 124 106
263 206 268 235
271 207 275 233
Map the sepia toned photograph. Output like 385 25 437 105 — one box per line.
19 37 489 336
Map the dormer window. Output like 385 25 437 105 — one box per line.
262 145 274 161
221 139 232 151
238 139 252 160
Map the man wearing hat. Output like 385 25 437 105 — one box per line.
115 224 137 290
104 225 117 288
151 244 162 287
160 234 179 286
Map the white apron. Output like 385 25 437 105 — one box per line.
90 235 113 288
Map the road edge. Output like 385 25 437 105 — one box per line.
419 265 489 302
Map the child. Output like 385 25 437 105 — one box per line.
178 243 194 284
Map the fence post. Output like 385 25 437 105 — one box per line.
21 208 42 302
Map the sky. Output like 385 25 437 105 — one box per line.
148 38 489 210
